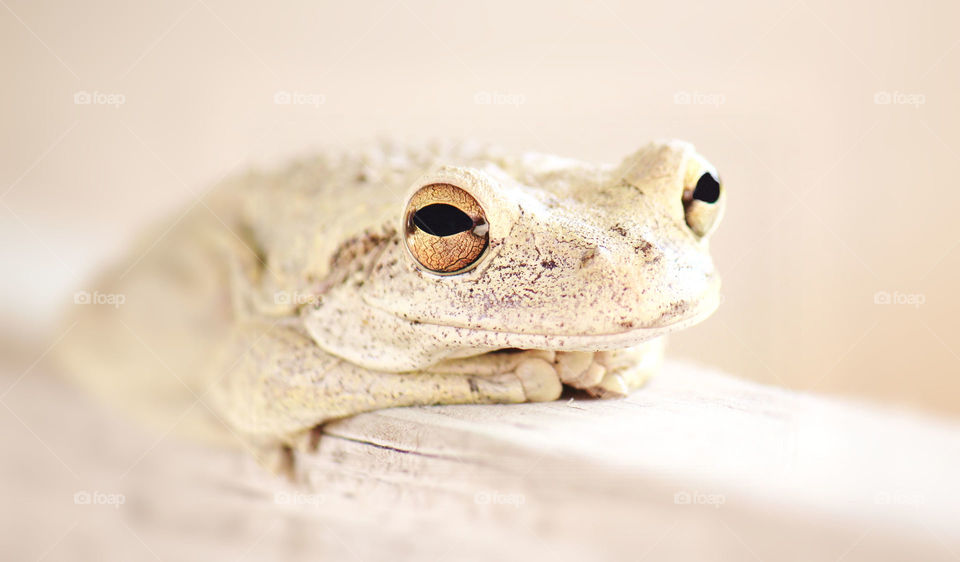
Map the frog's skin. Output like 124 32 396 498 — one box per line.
60 140 725 471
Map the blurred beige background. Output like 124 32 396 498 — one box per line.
2 0 958 416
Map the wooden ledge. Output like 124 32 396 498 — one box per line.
2 360 959 561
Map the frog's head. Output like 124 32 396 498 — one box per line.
305 141 725 371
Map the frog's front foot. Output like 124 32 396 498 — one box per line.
554 351 623 397
245 426 322 478
553 339 665 398
512 352 564 402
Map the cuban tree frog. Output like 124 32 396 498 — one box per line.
60 140 725 470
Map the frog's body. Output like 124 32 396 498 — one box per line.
60 140 725 470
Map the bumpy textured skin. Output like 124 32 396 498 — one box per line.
59 140 724 468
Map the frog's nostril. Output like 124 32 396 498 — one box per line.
579 246 598 268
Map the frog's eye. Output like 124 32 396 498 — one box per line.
404 183 489 274
682 170 723 237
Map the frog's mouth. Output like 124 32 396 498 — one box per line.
307 279 720 373
400 292 721 354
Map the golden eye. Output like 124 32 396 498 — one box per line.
682 170 723 237
404 183 489 274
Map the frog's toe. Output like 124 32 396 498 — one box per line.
585 371 630 398
514 357 563 402
285 425 323 454
555 351 607 388
249 441 295 478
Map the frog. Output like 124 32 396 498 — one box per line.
58 139 725 472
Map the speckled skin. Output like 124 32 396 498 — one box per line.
60 140 724 468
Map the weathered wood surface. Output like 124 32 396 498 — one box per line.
2 359 958 561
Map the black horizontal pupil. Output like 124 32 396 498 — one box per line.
413 204 473 236
693 172 721 203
